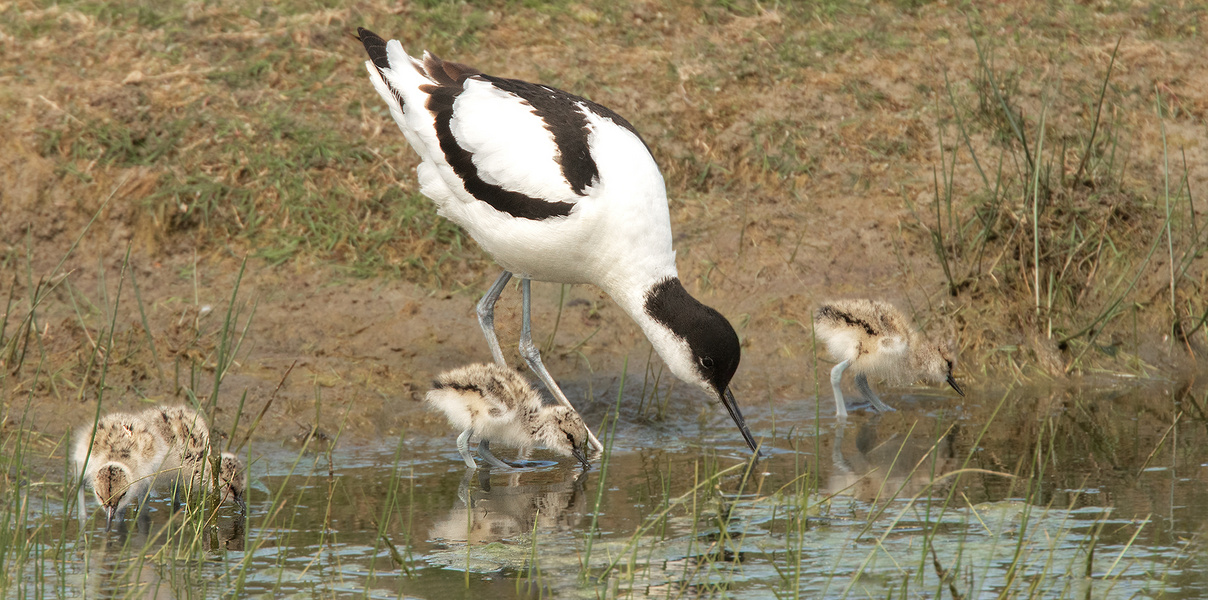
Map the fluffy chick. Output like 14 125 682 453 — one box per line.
815 299 964 418
426 363 592 469
73 412 170 529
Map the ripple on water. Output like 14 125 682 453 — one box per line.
9 385 1208 599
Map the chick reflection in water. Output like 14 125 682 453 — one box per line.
430 468 589 546
426 363 593 470
828 417 960 504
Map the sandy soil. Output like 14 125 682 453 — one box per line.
2 0 1206 443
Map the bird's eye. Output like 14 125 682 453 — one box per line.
700 356 715 369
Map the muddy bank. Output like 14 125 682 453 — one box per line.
3 0 1207 445
1 247 1200 448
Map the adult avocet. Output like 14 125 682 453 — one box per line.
357 28 759 453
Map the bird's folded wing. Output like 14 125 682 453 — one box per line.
445 76 591 205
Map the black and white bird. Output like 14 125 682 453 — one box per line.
426 363 592 470
357 28 759 453
814 299 964 418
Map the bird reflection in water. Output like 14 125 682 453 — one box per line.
79 504 247 599
828 417 960 505
92 502 247 551
429 467 589 545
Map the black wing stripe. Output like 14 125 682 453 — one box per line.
484 75 650 195
425 74 574 221
360 30 585 221
484 76 599 195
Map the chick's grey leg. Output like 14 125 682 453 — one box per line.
854 373 895 413
477 440 514 470
831 359 852 419
77 481 87 526
456 429 478 469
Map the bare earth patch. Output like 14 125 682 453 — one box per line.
2 0 1206 442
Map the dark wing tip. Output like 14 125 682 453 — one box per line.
357 27 391 70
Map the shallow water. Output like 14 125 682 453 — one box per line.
6 382 1208 599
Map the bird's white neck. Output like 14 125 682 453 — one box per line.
601 273 706 392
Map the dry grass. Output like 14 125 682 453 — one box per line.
1 0 1206 389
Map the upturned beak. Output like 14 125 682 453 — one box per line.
946 373 965 396
720 387 761 455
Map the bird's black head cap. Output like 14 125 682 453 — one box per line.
644 278 741 394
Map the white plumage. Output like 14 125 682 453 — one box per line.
358 28 759 453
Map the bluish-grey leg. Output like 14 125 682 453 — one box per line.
77 481 88 526
832 419 853 475
477 440 514 470
135 497 152 535
477 271 513 367
517 279 604 451
112 510 129 537
855 373 895 413
831 359 851 419
456 429 477 469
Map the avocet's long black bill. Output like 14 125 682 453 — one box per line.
947 374 965 396
720 387 761 454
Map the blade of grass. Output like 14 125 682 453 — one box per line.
1071 38 1121 186
581 356 627 575
128 264 166 383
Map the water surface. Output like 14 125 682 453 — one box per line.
6 382 1205 599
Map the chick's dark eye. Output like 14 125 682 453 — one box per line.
700 357 715 369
